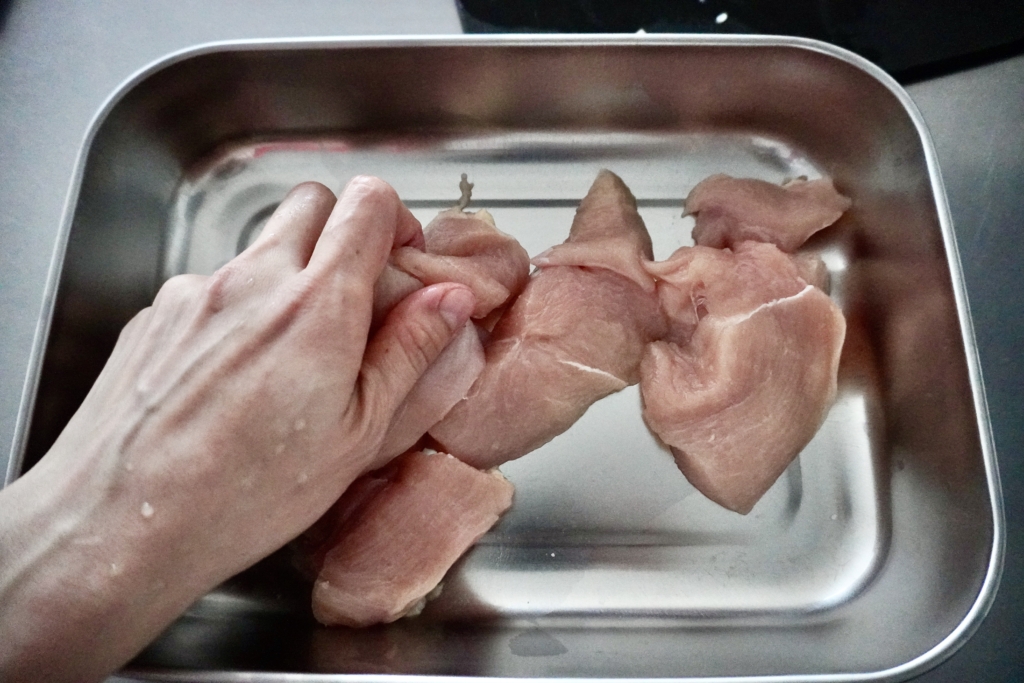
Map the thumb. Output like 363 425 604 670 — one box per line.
357 283 476 439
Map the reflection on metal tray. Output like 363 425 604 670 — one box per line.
18 36 1002 681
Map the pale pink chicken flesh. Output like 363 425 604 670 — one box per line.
310 170 849 628
686 174 851 253
311 451 514 628
641 242 846 514
531 171 656 292
429 170 666 469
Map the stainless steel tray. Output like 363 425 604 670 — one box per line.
12 35 1003 682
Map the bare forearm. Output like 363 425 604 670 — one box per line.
0 443 214 683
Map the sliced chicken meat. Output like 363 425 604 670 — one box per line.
687 174 851 253
641 242 846 514
311 450 514 627
531 170 656 292
429 170 666 469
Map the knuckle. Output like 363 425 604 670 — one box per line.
154 274 204 308
279 182 337 226
202 262 242 313
269 272 372 337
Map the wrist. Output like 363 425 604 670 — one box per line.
0 437 211 682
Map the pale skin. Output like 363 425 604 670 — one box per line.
0 177 476 683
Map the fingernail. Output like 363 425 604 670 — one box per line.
438 287 475 329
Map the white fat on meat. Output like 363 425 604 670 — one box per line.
640 241 846 514
686 174 851 253
429 170 666 469
311 451 514 628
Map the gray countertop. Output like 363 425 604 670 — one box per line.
1 1 1022 680
900 55 1024 682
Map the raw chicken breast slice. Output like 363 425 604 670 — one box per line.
686 174 851 253
431 268 663 468
531 169 656 291
293 469 394 582
644 241 816 345
311 451 514 627
641 242 845 514
430 170 666 469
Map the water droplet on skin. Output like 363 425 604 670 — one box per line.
110 563 121 576
73 535 104 546
141 502 154 518
294 418 306 431
247 277 254 285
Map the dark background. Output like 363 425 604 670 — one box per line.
457 0 1024 83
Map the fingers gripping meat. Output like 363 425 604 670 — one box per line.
367 202 531 465
686 174 851 253
307 193 528 627
373 207 530 328
391 208 531 318
640 242 846 514
377 322 486 462
429 170 667 469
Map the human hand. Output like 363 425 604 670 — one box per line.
0 177 475 682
